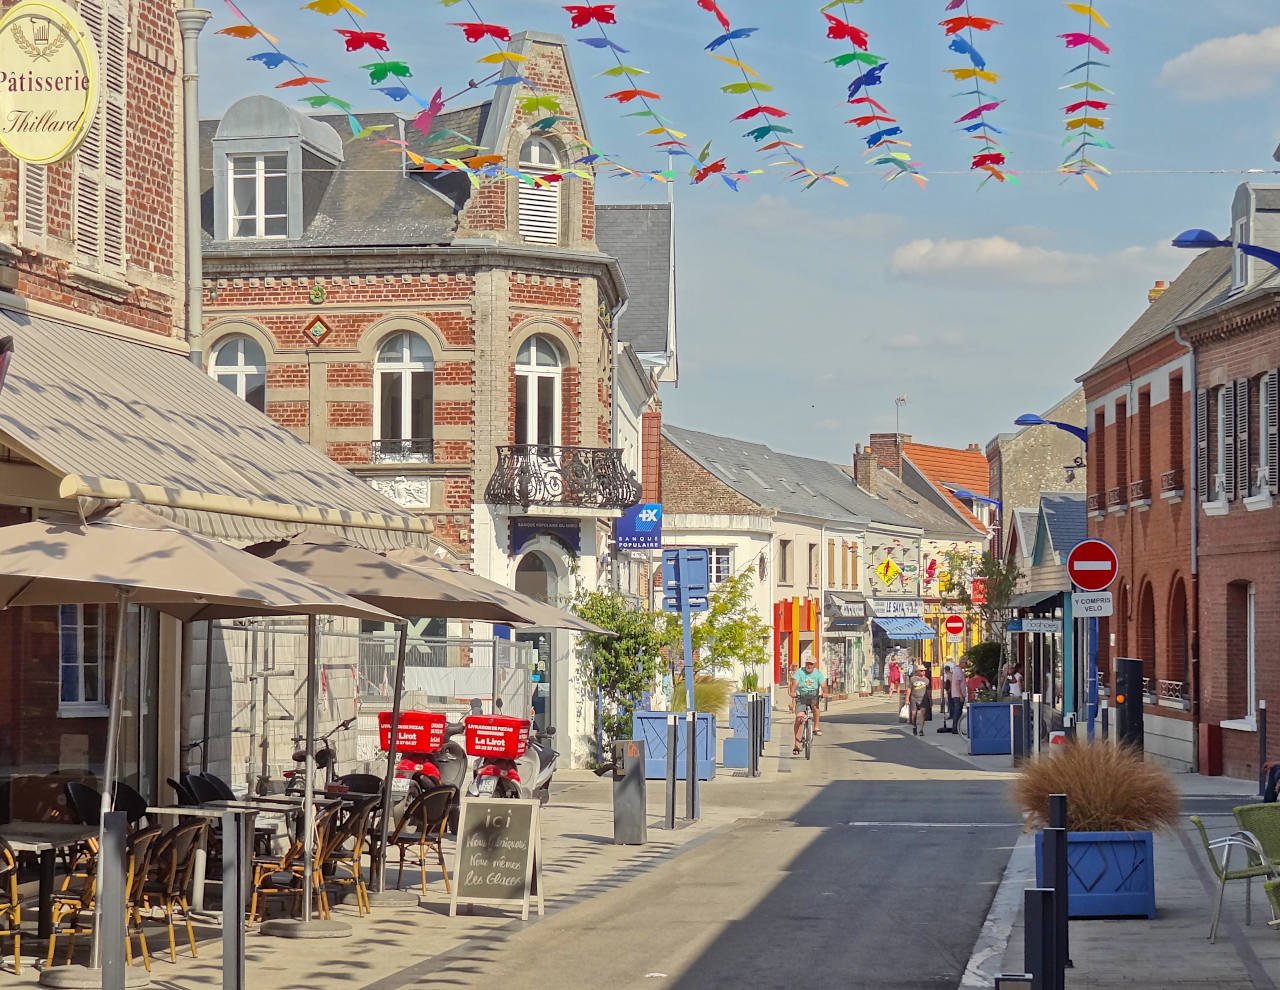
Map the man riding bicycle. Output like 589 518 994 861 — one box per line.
791 654 828 755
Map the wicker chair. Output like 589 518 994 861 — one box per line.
248 803 341 924
0 837 21 975
1191 815 1275 941
144 820 208 961
325 795 380 915
387 785 456 895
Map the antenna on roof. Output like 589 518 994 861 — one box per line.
894 395 908 436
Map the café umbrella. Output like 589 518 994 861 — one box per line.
247 528 609 896
0 504 401 961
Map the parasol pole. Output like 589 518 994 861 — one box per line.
91 587 130 971
373 621 409 894
301 614 318 922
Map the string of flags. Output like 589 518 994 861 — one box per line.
939 0 1015 187
694 0 842 190
1058 2 1112 188
821 0 924 188
562 2 753 188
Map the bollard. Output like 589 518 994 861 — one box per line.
1043 827 1068 990
1024 888 1055 990
664 714 677 830
100 810 128 990
1048 793 1072 974
222 810 247 990
1032 694 1043 758
685 710 699 821
1260 700 1268 798
1100 699 1109 742
748 694 760 778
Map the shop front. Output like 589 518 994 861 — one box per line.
869 597 936 681
1009 591 1066 738
824 591 869 697
774 596 819 693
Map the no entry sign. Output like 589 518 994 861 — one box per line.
944 614 965 636
1066 539 1119 593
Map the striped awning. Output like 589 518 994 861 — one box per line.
872 617 936 640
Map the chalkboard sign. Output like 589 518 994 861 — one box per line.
449 798 543 920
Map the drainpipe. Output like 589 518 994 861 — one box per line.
609 298 629 594
1173 322 1200 772
177 7 212 367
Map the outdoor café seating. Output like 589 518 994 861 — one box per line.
249 801 343 924
325 793 381 915
0 836 21 974
386 784 456 895
143 820 209 961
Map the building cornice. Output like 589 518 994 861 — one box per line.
1178 290 1280 345
201 241 626 307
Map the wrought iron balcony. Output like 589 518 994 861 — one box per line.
371 438 434 464
1130 478 1151 502
1087 493 1104 514
486 445 641 511
1160 468 1183 495
1107 485 1128 509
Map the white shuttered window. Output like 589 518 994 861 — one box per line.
18 162 46 244
518 138 560 245
75 0 127 272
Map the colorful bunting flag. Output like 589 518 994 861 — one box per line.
1058 2 1112 188
938 0 1014 187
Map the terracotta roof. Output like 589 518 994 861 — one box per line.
900 442 989 526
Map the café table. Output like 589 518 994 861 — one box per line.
0 822 97 938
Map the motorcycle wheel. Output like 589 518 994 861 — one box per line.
494 777 521 799
536 786 549 806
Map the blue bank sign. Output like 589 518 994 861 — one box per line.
616 503 662 550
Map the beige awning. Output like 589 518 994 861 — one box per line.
0 309 428 537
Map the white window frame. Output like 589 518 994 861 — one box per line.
374 332 434 458
1232 216 1250 290
209 336 267 411
58 604 110 717
709 548 732 585
228 152 290 240
517 138 561 245
515 335 562 449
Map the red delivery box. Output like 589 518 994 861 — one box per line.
378 710 446 752
464 714 530 759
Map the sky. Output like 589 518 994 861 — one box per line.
199 0 1280 463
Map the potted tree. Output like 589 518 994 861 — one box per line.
1013 742 1180 918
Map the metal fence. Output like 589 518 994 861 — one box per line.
187 619 531 795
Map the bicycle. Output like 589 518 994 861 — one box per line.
800 707 814 760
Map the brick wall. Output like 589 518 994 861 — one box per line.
660 436 761 515
641 410 662 502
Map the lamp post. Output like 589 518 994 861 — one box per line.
1014 413 1089 445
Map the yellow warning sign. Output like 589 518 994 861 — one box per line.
876 556 902 586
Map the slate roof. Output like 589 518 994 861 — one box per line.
596 204 672 355
1040 492 1087 556
663 426 918 529
868 467 983 540
1080 247 1231 379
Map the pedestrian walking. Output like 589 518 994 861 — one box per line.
939 662 954 732
948 661 966 733
888 656 902 700
908 664 931 736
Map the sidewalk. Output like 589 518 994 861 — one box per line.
900 701 1280 989
0 707 798 989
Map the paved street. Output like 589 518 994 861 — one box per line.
364 697 1022 990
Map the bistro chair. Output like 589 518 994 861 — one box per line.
144 820 207 962
167 777 200 808
325 794 380 916
1190 815 1275 941
183 773 222 806
197 772 237 801
123 826 163 971
336 773 383 797
387 785 456 895
248 803 341 924
0 837 21 975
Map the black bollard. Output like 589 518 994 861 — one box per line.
1024 888 1055 990
1048 793 1072 974
664 714 677 829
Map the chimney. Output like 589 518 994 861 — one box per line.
967 443 980 452
869 432 909 477
1148 280 1168 304
854 444 878 495
641 408 662 502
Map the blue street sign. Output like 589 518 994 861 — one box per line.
661 548 712 712
617 503 663 550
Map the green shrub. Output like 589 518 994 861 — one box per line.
963 641 1003 684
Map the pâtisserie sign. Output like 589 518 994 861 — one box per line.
0 1 98 164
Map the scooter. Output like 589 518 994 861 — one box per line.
392 718 470 796
467 721 559 803
283 715 357 794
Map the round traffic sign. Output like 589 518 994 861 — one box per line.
944 614 965 636
1066 539 1119 593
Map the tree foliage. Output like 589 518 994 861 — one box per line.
571 589 673 741
943 549 1022 662
691 572 771 672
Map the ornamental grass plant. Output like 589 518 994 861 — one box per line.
1012 742 1181 833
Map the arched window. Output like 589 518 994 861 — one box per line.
515 335 562 449
210 336 266 412
374 332 434 461
518 138 560 245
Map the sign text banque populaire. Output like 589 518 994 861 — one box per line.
0 1 98 165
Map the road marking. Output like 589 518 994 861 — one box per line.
844 821 1017 828
960 830 1037 989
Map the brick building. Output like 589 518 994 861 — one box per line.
0 1 421 793
198 33 662 760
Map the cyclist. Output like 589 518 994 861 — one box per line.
791 654 828 755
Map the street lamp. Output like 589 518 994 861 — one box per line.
1014 413 1089 445
1171 228 1280 270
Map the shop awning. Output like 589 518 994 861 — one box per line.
872 617 936 640
824 590 867 629
0 309 428 542
1010 590 1062 610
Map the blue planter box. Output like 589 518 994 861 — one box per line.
968 701 1017 755
634 711 716 780
728 693 772 742
1035 830 1155 919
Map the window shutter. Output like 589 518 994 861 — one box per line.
1196 388 1209 502
518 173 560 245
1236 378 1250 498
1268 370 1279 496
18 163 46 242
101 5 127 269
1223 385 1237 501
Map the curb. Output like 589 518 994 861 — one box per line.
959 828 1036 988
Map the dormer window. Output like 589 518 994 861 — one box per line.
230 153 289 239
1232 216 1250 291
518 138 561 245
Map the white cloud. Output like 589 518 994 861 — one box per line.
1157 26 1280 101
887 237 1183 288
738 194 905 241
